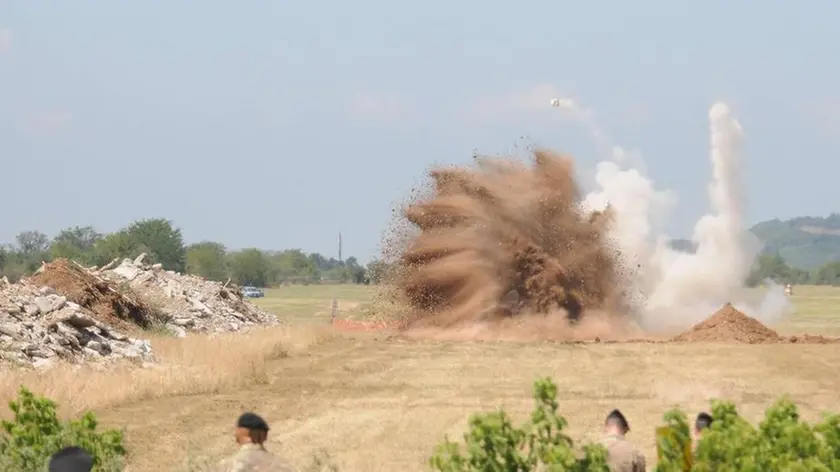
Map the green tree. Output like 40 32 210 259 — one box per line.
186 241 229 281
271 249 319 283
228 248 271 287
123 218 187 272
344 256 367 284
0 387 126 471
0 245 7 271
657 398 840 471
0 245 27 283
11 231 51 275
49 226 103 265
90 230 148 266
811 261 840 286
15 231 50 256
746 253 810 286
430 377 609 471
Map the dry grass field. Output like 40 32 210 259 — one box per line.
2 284 840 471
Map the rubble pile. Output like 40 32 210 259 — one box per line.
1 254 279 368
93 254 279 337
0 275 154 369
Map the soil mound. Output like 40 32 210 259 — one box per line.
29 258 158 331
672 303 780 343
386 150 630 330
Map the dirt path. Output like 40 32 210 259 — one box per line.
98 336 840 471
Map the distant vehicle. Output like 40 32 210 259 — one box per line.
241 286 265 298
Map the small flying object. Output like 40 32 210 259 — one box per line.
550 98 562 107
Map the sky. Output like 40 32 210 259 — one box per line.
2 1 839 263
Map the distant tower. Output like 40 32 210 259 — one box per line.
338 232 343 263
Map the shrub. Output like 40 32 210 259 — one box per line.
429 377 610 471
433 377 840 471
657 397 840 471
0 386 126 472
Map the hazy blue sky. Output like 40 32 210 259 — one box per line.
2 1 838 262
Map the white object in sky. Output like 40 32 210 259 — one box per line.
549 97 574 108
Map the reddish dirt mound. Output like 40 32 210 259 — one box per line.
28 258 156 331
386 150 630 330
672 303 780 343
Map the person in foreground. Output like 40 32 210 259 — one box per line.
692 411 713 456
601 409 646 472
49 446 94 472
213 412 297 472
694 412 713 440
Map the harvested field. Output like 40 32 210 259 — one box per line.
93 321 840 471
3 284 835 471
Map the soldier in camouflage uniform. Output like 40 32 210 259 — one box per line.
213 412 297 472
601 409 646 472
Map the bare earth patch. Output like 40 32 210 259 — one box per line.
85 334 840 471
4 284 840 471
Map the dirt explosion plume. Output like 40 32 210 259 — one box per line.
390 150 632 332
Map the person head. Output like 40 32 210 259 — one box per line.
49 446 94 472
235 412 270 449
604 409 630 436
695 412 713 436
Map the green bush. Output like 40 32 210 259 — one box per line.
429 377 610 471
432 377 840 471
0 386 126 472
657 397 840 471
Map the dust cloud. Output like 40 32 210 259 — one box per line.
382 151 642 340
380 99 790 339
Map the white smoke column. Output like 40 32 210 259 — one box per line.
555 97 791 330
641 103 771 327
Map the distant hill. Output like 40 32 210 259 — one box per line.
749 214 840 270
665 214 840 270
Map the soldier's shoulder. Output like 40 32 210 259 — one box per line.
210 455 237 472
256 451 298 472
246 451 298 472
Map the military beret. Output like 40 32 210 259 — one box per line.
237 412 270 431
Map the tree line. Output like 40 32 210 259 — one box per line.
748 253 840 286
0 218 386 287
5 218 839 288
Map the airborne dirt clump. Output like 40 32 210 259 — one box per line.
672 303 781 344
388 150 632 335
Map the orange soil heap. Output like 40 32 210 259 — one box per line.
672 303 780 344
